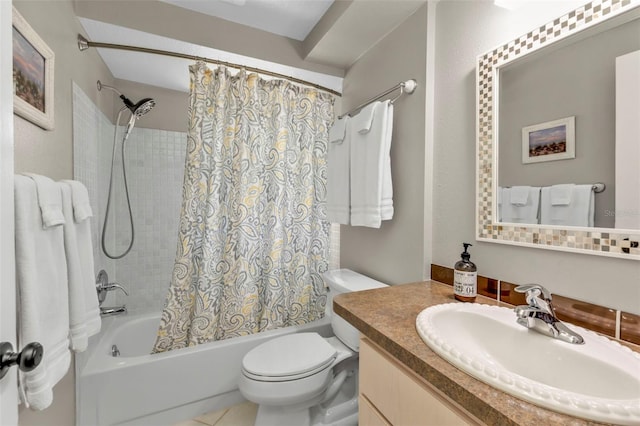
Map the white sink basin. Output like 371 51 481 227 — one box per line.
416 303 640 425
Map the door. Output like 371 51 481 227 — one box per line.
0 0 18 424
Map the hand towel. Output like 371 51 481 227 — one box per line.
350 101 393 228
329 115 348 143
501 186 541 224
550 184 574 205
22 173 65 228
352 102 377 134
509 186 530 206
541 184 594 227
380 102 394 221
327 116 351 224
61 179 93 223
60 182 101 352
14 175 70 410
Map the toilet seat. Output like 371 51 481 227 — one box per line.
238 336 355 408
242 333 337 382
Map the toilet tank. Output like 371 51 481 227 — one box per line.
323 269 388 351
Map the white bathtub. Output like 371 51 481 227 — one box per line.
76 312 332 426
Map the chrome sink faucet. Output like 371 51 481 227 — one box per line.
514 284 584 344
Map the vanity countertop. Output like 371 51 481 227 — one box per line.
333 280 615 426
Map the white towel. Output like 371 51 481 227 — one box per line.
60 182 101 352
509 186 530 205
550 184 574 205
501 186 541 224
541 184 594 227
14 175 70 410
380 102 394 221
350 101 394 228
60 179 93 223
327 116 351 224
22 173 65 228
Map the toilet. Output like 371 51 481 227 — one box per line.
238 269 388 426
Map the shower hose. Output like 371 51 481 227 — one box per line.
101 108 136 259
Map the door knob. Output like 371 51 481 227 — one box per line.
0 341 43 380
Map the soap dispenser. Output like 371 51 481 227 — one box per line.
454 243 477 302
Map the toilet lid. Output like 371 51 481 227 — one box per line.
243 332 337 378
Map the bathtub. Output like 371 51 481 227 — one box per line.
76 312 332 426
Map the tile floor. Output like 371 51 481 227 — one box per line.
173 401 258 426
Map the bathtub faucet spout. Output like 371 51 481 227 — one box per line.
100 306 127 317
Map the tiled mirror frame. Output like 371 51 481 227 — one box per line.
476 0 640 260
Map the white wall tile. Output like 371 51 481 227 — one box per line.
73 83 186 315
111 125 186 314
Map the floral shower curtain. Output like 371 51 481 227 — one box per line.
153 62 334 352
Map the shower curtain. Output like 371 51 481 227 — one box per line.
153 62 334 352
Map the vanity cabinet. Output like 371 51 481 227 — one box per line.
359 337 481 426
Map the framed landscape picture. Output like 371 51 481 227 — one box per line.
522 116 575 164
12 6 54 130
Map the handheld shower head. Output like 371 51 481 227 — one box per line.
97 80 156 118
131 98 155 117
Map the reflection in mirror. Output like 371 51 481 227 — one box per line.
476 0 640 259
498 14 640 229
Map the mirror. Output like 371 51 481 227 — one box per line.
477 0 640 259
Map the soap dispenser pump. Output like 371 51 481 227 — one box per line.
454 243 477 302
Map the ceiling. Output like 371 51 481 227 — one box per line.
76 0 426 94
158 0 335 41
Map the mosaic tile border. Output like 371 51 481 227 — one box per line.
476 0 640 259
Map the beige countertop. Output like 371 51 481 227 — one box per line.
333 280 611 426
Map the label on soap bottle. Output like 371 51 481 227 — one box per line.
454 270 477 297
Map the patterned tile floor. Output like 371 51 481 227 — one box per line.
173 401 258 426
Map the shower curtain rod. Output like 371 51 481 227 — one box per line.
77 34 342 97
338 79 417 119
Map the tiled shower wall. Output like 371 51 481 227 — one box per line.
72 82 117 290
109 127 187 314
73 83 186 315
73 83 340 316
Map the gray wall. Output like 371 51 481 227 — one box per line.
13 0 114 179
499 19 640 228
340 3 429 285
12 1 116 425
432 0 640 314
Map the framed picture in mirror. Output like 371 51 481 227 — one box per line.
522 116 575 164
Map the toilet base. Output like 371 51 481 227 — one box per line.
255 404 312 426
254 370 358 426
